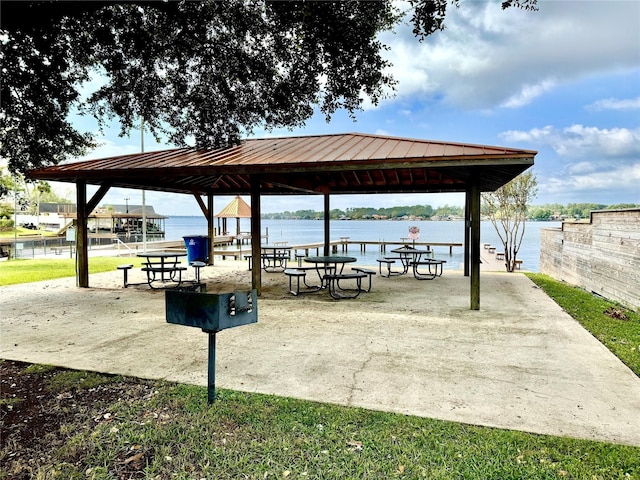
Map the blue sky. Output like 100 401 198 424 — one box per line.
62 0 639 215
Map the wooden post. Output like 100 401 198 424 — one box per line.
250 176 262 295
76 181 89 287
323 193 330 256
464 189 471 277
207 193 215 265
470 182 481 310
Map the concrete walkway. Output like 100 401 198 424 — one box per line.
1 263 639 447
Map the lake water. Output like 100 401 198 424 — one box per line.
165 217 562 272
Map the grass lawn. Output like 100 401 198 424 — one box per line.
1 361 639 479
0 257 143 286
1 268 639 478
0 227 60 238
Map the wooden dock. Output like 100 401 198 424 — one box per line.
339 239 462 255
480 243 524 271
210 239 463 260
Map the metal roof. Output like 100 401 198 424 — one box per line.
29 132 536 195
216 195 252 218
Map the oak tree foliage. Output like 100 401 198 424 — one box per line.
1 0 536 176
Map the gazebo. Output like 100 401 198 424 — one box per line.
29 132 537 309
216 195 251 236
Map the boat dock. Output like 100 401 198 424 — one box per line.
339 239 462 255
210 238 463 261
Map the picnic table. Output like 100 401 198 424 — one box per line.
389 246 432 275
137 252 188 288
260 245 291 272
304 255 356 285
301 255 371 299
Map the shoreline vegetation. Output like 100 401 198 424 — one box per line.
1 267 638 477
261 202 639 221
2 203 639 235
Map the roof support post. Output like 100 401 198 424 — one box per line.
76 180 89 287
469 182 481 310
250 175 262 295
207 194 215 266
75 181 111 288
323 193 330 256
464 189 471 277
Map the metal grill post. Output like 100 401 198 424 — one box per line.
208 331 216 404
165 289 257 404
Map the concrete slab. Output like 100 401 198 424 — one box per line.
1 262 639 446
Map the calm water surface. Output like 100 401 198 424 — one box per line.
165 217 561 272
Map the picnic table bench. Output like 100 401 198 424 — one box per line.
323 271 368 299
283 268 322 295
285 256 371 300
411 259 446 280
376 257 403 277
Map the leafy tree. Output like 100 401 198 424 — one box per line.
1 0 536 176
482 171 538 272
434 204 463 217
330 209 347 220
0 167 15 199
527 206 554 221
607 203 640 210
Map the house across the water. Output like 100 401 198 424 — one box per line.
33 203 166 240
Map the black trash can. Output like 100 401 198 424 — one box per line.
183 235 209 263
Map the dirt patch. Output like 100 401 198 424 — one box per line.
0 359 156 479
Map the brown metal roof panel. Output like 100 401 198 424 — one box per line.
274 135 350 164
385 139 417 159
362 137 406 160
309 134 361 161
210 138 290 166
242 137 308 164
327 134 384 161
356 136 406 160
404 140 440 159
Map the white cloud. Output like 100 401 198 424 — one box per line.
541 162 640 199
557 125 640 158
379 1 640 110
587 97 640 111
500 80 557 109
502 122 640 204
500 124 640 159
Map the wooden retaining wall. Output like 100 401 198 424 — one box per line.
540 209 640 311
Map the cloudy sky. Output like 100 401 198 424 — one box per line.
68 0 639 215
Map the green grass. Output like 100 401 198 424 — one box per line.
0 226 60 237
88 385 638 479
527 273 640 376
6 364 640 479
0 257 143 286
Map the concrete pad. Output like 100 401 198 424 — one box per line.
1 263 639 447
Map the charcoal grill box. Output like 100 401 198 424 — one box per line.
166 290 257 332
